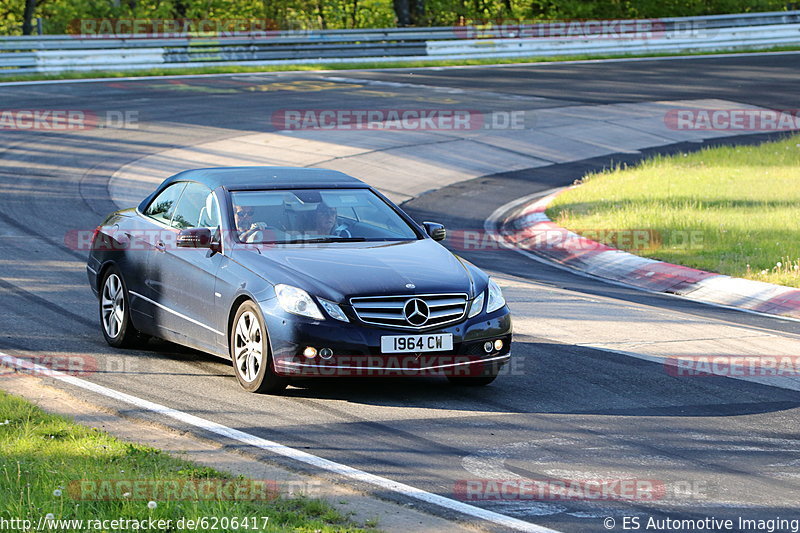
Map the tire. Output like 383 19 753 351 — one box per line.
230 301 288 394
99 266 145 348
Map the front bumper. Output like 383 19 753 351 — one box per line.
259 299 512 378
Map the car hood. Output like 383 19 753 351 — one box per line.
232 239 479 301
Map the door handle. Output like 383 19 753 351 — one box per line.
155 240 166 252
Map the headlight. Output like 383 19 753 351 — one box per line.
318 298 349 322
275 284 324 320
468 291 484 318
486 278 506 313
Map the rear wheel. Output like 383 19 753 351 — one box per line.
100 267 145 348
230 301 288 394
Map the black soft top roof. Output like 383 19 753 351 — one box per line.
163 166 366 191
137 167 370 211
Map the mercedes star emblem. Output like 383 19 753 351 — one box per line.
403 298 430 326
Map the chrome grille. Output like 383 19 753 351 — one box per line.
350 293 469 330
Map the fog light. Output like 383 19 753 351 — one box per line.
494 339 504 351
319 348 334 360
303 347 317 358
483 341 493 353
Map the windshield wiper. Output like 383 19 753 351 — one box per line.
280 237 368 244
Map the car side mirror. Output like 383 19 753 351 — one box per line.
177 227 213 248
423 222 446 242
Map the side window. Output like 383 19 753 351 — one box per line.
170 182 214 230
144 183 186 225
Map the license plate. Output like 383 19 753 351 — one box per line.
381 333 453 353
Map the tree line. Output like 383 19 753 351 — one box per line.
1 0 791 35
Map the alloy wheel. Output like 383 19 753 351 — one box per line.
234 311 263 383
101 273 125 339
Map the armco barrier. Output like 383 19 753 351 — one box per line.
1 10 800 75
426 22 800 58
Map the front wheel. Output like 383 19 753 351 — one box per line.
230 301 288 394
99 267 144 348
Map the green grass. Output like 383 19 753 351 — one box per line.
1 45 799 83
0 390 373 532
546 134 800 288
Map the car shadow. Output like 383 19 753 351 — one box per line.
276 340 800 418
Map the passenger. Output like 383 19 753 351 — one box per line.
311 203 351 238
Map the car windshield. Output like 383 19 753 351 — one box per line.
230 188 420 244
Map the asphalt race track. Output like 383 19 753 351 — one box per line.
1 53 800 532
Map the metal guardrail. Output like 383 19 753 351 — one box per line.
1 10 799 75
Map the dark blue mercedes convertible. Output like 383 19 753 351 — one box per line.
87 167 511 393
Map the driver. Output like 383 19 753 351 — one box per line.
311 203 351 238
234 204 269 242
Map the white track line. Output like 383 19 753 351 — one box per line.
0 351 561 533
1 50 799 87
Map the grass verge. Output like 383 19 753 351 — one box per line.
1 45 799 83
546 134 800 288
0 389 372 532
